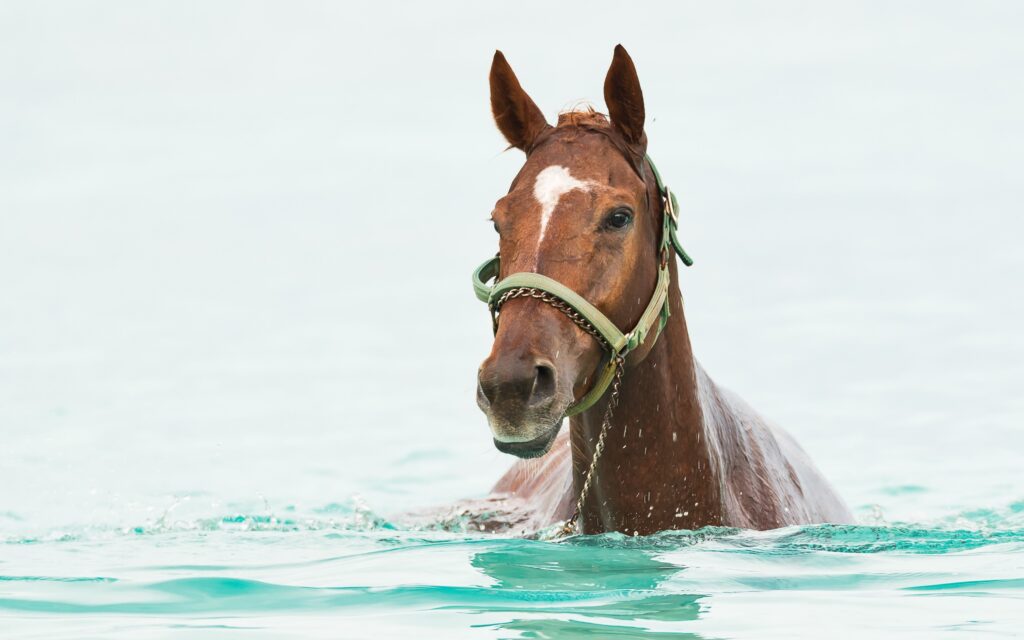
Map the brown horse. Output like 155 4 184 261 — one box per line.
473 45 853 536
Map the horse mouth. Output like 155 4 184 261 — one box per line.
492 422 561 459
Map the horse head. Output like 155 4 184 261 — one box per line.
477 46 668 458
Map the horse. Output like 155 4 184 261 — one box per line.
469 45 853 536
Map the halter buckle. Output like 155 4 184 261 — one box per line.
663 186 679 225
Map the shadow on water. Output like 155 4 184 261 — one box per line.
466 537 709 639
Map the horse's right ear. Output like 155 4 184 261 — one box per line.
489 51 549 152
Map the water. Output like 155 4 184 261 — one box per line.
4 516 1024 637
2 2 1024 638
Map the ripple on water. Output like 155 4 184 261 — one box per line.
2 505 1023 637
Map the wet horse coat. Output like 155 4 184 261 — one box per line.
474 46 852 535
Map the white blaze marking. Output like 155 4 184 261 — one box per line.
531 165 590 264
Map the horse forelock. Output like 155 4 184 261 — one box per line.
527 107 646 179
555 106 609 128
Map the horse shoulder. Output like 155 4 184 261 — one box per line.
699 370 854 527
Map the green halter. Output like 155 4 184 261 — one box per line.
472 155 693 416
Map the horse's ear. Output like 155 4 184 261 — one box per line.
603 44 646 147
490 50 549 152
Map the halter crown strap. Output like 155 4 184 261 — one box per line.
471 154 692 415
647 156 694 267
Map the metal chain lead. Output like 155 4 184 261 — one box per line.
491 286 626 538
559 355 623 536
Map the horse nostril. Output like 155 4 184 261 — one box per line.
530 363 556 406
478 357 559 413
478 369 498 407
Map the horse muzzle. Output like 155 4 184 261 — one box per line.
476 351 573 458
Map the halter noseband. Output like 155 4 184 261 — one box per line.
471 154 693 416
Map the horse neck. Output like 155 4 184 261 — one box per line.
568 275 723 534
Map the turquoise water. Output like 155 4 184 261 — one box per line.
4 2 1024 638
4 503 1024 637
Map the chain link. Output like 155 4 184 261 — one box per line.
492 287 625 537
492 287 612 350
559 355 623 536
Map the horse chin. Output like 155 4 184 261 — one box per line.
492 420 563 459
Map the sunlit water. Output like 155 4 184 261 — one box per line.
3 2 1024 638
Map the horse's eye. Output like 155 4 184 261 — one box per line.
492 220 499 234
604 208 633 230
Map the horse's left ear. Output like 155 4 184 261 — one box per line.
603 44 646 148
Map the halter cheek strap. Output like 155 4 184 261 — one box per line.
471 154 693 416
